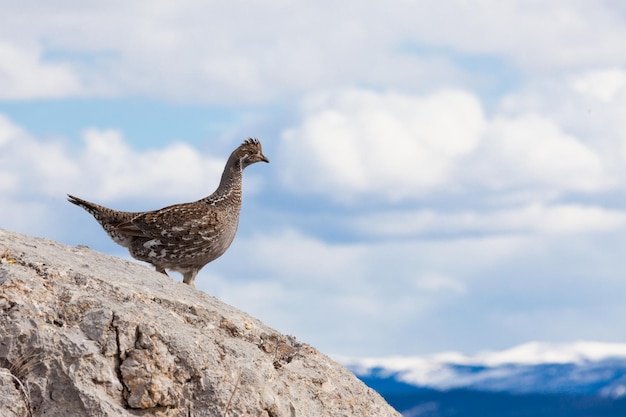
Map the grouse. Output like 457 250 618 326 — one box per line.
68 138 269 287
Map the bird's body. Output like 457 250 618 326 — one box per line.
68 138 269 287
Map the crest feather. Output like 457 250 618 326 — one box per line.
242 137 260 146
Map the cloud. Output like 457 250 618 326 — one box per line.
497 68 626 179
280 88 615 203
347 203 626 238
78 129 225 200
1 1 625 101
212 228 527 314
400 1 626 71
203 228 505 354
414 274 467 295
0 41 85 99
2 110 625 357
2 1 626 359
572 68 626 103
280 89 486 201
0 113 234 203
202 222 626 356
0 114 79 196
468 114 613 193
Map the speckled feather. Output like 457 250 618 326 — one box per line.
68 138 269 287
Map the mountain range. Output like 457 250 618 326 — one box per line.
338 341 626 417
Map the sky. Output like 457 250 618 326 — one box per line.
1 1 626 358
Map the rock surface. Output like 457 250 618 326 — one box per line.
0 228 400 417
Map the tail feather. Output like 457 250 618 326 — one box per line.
67 194 105 218
67 194 139 247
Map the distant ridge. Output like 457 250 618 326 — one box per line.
338 341 626 395
339 342 626 417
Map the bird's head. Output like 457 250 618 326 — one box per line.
234 138 270 169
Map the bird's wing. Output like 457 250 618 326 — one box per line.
115 203 222 241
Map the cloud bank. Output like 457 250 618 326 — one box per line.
2 1 626 356
0 1 625 102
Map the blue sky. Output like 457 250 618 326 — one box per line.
2 1 626 358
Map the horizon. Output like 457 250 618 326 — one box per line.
1 1 626 358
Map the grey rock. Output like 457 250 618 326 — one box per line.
0 370 31 417
0 228 400 417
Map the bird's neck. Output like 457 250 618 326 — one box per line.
205 155 243 205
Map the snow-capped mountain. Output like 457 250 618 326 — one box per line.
337 342 626 417
339 341 626 397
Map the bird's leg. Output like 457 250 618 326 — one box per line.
183 269 198 287
155 266 168 276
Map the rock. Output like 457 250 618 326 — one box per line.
0 370 31 417
0 228 400 417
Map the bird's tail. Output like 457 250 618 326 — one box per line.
67 194 108 220
67 194 139 247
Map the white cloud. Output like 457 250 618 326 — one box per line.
497 68 626 180
203 223 626 356
79 129 224 201
348 203 626 238
2 1 626 359
0 114 79 195
0 114 232 202
473 341 626 366
0 113 24 146
0 41 85 99
414 274 467 295
280 88 615 202
202 229 516 354
400 1 626 71
469 113 613 193
213 228 526 312
3 109 626 357
219 228 368 291
280 89 486 201
1 1 624 101
572 68 626 102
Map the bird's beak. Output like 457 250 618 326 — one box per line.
260 153 269 163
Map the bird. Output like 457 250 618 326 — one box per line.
68 138 269 287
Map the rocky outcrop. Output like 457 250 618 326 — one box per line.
0 228 400 417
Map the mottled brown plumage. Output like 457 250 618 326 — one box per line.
68 138 269 287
